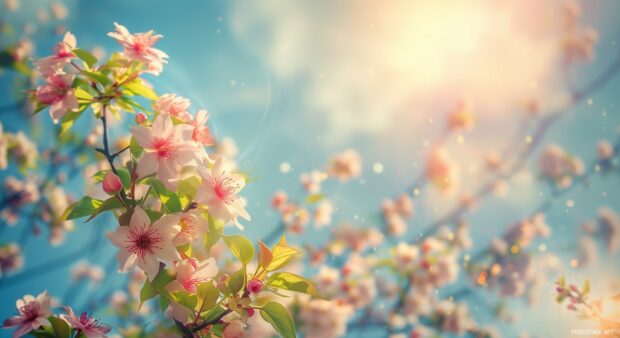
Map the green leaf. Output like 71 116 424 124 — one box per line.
582 280 591 296
267 236 300 272
49 316 72 338
178 176 200 200
197 281 219 311
266 272 320 297
119 96 148 112
171 291 198 311
260 302 296 338
86 196 123 222
159 294 170 312
73 48 98 68
153 268 176 290
59 107 85 136
124 79 158 100
148 178 182 213
59 196 102 221
139 268 176 306
228 267 246 296
223 235 255 265
81 70 111 86
129 136 143 158
140 280 158 305
305 193 325 204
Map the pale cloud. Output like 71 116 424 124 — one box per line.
230 0 575 143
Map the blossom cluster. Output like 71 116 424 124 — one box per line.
3 22 318 338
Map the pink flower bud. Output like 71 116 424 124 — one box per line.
246 308 255 317
102 172 123 195
135 113 147 124
247 279 263 294
567 304 577 311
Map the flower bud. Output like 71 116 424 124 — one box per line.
102 172 123 195
135 113 147 125
247 279 263 294
246 308 255 317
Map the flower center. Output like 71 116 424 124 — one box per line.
126 225 163 258
20 302 39 321
214 175 239 204
152 137 176 160
182 279 199 292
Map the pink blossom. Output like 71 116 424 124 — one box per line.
63 307 110 338
172 211 208 246
155 94 192 122
35 74 78 124
327 149 362 181
313 200 334 228
247 279 263 294
271 191 288 210
107 207 181 281
174 258 218 293
165 258 218 323
425 147 458 192
191 109 215 146
107 23 168 75
35 32 76 78
102 172 122 195
132 113 200 191
195 158 250 229
3 291 52 338
134 113 147 125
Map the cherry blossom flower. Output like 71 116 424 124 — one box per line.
173 258 218 293
0 243 23 277
195 158 250 229
63 307 110 338
172 210 208 246
300 170 326 193
155 94 192 122
35 74 78 124
597 140 614 160
538 144 584 186
35 32 76 78
12 39 33 62
191 109 215 146
393 242 419 272
299 298 353 338
107 22 169 75
446 101 474 131
71 261 104 284
166 258 218 322
313 200 334 228
425 147 458 192
50 2 68 20
107 207 181 281
3 291 52 338
314 266 340 295
327 149 362 181
8 131 38 168
132 113 200 191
